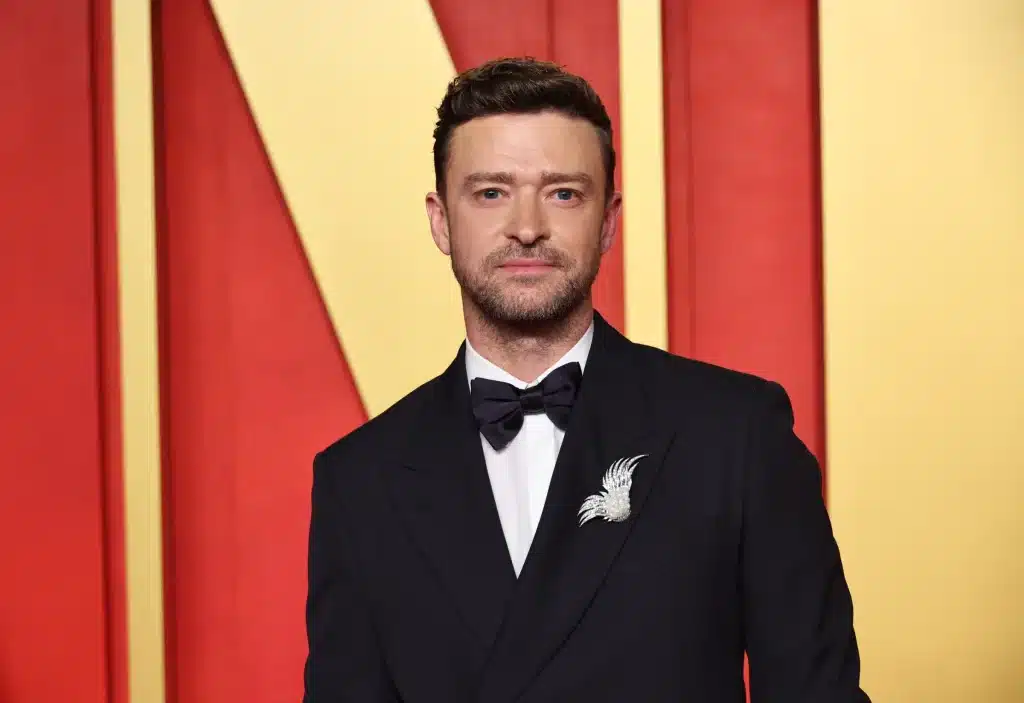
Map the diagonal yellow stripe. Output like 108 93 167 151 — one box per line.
210 0 462 417
619 0 668 351
112 0 166 700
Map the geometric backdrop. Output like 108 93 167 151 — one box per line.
2 1 1021 702
157 3 823 701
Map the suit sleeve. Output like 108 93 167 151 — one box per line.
740 382 871 703
303 452 400 702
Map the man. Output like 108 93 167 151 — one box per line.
303 57 870 702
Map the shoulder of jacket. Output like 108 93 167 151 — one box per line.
313 371 443 470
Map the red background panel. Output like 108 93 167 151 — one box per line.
664 0 825 464
154 1 368 700
92 0 130 700
0 2 114 701
428 0 626 330
429 0 550 64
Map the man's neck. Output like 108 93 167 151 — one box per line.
465 304 594 384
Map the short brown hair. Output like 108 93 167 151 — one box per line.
432 57 616 200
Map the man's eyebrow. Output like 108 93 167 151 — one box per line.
463 172 516 187
539 171 594 188
462 171 595 188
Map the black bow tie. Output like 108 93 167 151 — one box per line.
470 362 583 451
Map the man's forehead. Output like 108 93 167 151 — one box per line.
447 112 603 171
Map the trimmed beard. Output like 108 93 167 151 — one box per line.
450 238 601 331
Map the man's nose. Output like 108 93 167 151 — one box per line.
508 195 547 243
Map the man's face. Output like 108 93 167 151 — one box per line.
426 111 621 329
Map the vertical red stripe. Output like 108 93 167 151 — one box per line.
663 0 697 357
807 0 826 486
427 0 626 330
155 1 368 701
91 0 129 701
150 7 180 701
0 3 110 702
428 0 549 67
663 0 824 465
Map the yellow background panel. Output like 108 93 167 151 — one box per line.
211 0 462 416
820 0 1024 699
113 0 166 700
619 0 668 351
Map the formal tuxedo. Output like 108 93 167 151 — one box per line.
303 313 870 702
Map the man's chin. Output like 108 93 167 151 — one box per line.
477 294 585 327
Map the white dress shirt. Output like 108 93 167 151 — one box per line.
464 324 594 576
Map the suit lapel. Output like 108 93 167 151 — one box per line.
476 315 678 703
384 347 517 651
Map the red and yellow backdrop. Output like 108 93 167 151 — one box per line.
1 1 1021 702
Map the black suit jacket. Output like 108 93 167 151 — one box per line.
303 314 870 702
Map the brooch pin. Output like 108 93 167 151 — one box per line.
578 454 648 526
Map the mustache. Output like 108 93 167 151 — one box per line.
486 245 570 268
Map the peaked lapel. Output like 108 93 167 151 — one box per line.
384 348 518 651
476 314 678 703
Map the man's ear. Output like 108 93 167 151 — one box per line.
599 191 623 255
425 191 451 255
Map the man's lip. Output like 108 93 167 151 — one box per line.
500 259 555 268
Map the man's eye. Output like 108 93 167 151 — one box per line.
553 189 578 201
480 188 502 199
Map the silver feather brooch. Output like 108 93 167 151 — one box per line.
578 454 648 526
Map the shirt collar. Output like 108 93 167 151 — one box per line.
465 321 594 390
